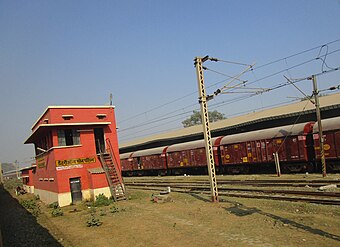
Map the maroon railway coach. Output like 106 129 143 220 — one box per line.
219 122 314 173
120 117 340 176
122 146 168 176
165 137 223 175
120 152 133 174
313 116 340 172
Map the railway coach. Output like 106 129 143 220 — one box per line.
218 122 314 173
120 117 340 176
313 116 340 172
121 147 168 176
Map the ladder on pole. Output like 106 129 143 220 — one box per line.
98 139 126 201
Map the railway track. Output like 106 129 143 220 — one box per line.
125 178 340 188
125 178 340 205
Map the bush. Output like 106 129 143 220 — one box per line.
21 199 41 216
48 202 59 209
32 204 41 217
93 194 111 207
109 204 119 214
51 208 63 217
21 199 37 210
86 212 102 227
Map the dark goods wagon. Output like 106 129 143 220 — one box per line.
313 116 340 172
128 146 168 176
166 138 222 175
219 122 314 173
120 152 134 176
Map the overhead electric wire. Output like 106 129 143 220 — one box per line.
252 38 340 71
119 114 193 142
275 99 311 153
119 39 340 125
118 103 197 132
118 90 198 124
119 74 335 139
203 67 246 83
119 40 340 139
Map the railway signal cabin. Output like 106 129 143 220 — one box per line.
24 106 124 207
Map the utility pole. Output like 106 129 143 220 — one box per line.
15 160 19 179
194 56 219 202
310 75 327 177
110 93 113 106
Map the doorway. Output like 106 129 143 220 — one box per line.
70 177 82 203
94 128 105 154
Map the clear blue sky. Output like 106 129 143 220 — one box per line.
1 0 339 166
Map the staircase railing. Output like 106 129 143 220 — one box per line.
105 138 122 178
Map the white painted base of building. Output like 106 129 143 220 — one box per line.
23 185 34 194
34 187 112 207
90 187 112 201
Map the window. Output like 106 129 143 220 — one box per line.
58 129 80 146
35 131 52 155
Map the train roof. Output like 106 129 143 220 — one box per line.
167 137 221 152
220 122 311 145
131 146 168 157
120 152 133 159
120 92 340 153
313 116 340 132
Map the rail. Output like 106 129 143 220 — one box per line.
125 178 340 206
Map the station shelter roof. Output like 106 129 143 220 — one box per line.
119 93 340 152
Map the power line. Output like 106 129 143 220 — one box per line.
118 41 340 139
118 39 340 125
118 72 337 139
252 38 340 71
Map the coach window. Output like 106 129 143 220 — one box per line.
57 129 80 146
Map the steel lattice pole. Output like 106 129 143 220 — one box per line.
194 57 219 202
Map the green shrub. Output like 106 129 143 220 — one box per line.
48 202 59 209
21 199 41 216
109 204 119 214
21 199 37 210
86 212 102 227
32 204 41 217
51 208 63 217
93 193 111 207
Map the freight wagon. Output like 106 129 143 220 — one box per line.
120 116 340 176
313 117 340 172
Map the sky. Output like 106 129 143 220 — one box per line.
0 0 340 166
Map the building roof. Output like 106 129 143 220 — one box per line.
119 93 340 151
19 166 34 171
31 105 115 130
88 167 105 174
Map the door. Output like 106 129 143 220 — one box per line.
70 177 82 203
94 128 105 154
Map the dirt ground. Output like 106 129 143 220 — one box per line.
1 174 340 247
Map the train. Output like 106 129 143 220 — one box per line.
120 116 340 176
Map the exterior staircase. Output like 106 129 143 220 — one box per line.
98 139 126 201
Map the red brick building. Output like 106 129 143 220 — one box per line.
25 106 120 207
20 166 35 193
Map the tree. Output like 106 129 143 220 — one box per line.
182 110 226 128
